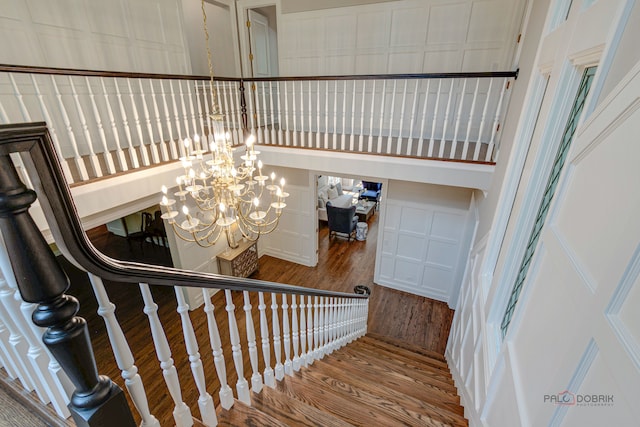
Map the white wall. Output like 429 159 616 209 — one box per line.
277 0 527 75
0 0 190 73
447 1 639 425
375 180 474 307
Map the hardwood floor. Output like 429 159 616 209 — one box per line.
56 213 454 425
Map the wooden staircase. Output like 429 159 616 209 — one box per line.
214 333 467 427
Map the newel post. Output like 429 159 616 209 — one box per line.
0 155 135 427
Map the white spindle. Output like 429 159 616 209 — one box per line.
201 289 233 410
283 81 290 146
428 79 443 158
185 81 200 150
269 82 277 144
299 81 305 147
330 297 338 353
324 81 329 149
89 276 159 427
299 296 307 368
258 292 275 388
85 77 117 174
462 78 481 160
368 80 376 152
220 82 236 143
486 78 508 162
397 80 408 155
175 288 217 425
168 80 187 156
306 295 314 365
159 80 179 160
406 79 420 156
150 80 170 162
291 295 300 371
67 76 102 177
307 81 313 147
417 80 432 156
126 79 151 166
270 293 284 381
0 318 19 380
261 82 269 144
332 80 338 150
387 80 397 154
114 79 141 168
450 78 468 159
177 80 193 145
341 80 347 151
224 290 250 405
439 80 455 158
246 83 256 137
139 284 193 427
377 80 387 153
281 293 293 375
28 75 75 180
243 291 263 393
474 78 493 161
317 80 322 148
324 297 332 355
194 81 209 149
313 296 320 361
50 75 90 180
138 80 161 164
276 81 284 146
291 80 297 146
359 80 366 152
350 80 356 151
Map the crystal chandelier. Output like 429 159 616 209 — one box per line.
158 0 287 249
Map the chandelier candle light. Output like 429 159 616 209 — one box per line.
158 0 287 249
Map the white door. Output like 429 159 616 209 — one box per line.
248 9 272 78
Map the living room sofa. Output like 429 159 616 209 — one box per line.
318 178 353 222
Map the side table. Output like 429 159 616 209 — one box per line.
216 239 259 278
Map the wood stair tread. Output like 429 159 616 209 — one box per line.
362 334 449 367
252 385 355 427
216 398 289 427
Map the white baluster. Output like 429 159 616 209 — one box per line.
201 289 234 410
474 78 493 161
50 75 90 180
406 79 420 156
139 284 193 426
0 78 33 190
486 78 508 162
450 78 468 159
368 80 376 152
200 81 213 147
243 291 263 393
291 295 300 371
325 297 332 356
159 80 179 160
258 292 275 388
332 80 338 150
85 77 117 174
299 81 305 147
100 78 129 170
269 82 278 144
316 296 324 359
359 80 366 152
126 79 151 166
220 82 236 142
350 80 356 151
0 318 19 379
185 81 200 149
281 294 293 375
308 81 313 148
439 79 455 158
397 80 408 155
417 79 432 157
329 297 337 353
177 80 193 144
25 75 74 181
387 80 397 154
234 83 244 144
114 79 140 168
149 80 170 162
317 80 322 148
261 82 270 143
224 290 250 405
175 288 217 425
324 81 329 149
377 80 387 153
428 79 443 158
299 296 307 368
138 79 161 164
270 293 284 381
89 276 159 426
291 80 297 146
168 80 187 155
305 296 313 365
283 81 290 146
67 76 102 177
462 78 480 160
341 80 347 151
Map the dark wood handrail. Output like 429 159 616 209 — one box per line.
0 122 367 299
0 63 518 83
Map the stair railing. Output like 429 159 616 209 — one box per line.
0 64 517 184
0 122 369 426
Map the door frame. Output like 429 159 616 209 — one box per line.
235 0 280 78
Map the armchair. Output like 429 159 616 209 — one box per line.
360 181 382 206
326 201 358 241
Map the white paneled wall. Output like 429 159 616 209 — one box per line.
0 0 189 73
375 180 474 307
278 0 526 76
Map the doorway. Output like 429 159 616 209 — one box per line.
239 4 279 78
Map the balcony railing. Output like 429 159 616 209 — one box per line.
0 65 517 185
